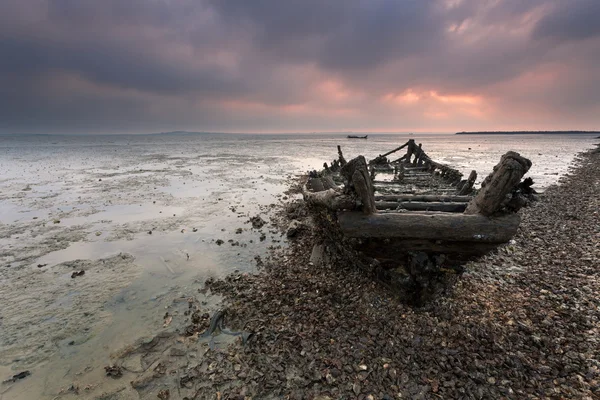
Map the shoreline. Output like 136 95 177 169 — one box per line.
174 144 599 399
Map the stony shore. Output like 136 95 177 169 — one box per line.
189 144 599 400
96 144 599 400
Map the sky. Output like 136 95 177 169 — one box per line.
1 0 599 134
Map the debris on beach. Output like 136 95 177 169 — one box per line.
70 270 85 278
104 364 123 378
2 371 30 384
249 215 266 229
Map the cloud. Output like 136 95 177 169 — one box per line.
532 0 600 41
1 0 599 134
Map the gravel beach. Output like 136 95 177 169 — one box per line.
188 144 599 400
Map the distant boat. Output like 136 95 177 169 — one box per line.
347 135 368 139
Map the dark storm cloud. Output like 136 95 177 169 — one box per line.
211 0 445 70
532 0 600 41
0 35 244 95
1 0 599 133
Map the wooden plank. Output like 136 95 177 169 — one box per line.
338 211 520 243
374 194 472 202
375 201 467 213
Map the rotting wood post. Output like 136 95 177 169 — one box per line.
413 143 423 166
465 151 531 216
398 139 417 163
341 156 375 214
458 170 477 195
337 145 347 167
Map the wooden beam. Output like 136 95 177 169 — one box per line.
338 211 520 243
375 201 467 213
374 194 472 202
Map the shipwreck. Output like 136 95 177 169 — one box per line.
302 139 535 302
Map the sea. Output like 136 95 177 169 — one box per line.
0 132 597 399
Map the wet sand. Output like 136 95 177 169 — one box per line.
0 143 295 399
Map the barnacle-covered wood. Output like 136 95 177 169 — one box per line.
340 156 375 214
303 188 357 211
465 151 532 216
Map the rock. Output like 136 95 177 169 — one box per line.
249 215 266 229
121 354 144 373
71 270 85 278
286 220 304 238
4 371 30 383
216 239 224 246
104 364 123 378
325 372 335 384
309 244 326 267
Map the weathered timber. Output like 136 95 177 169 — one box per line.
337 145 347 167
370 142 410 165
303 188 357 211
355 239 501 259
373 177 433 184
338 211 520 243
374 186 461 195
375 201 467 213
465 151 531 216
397 139 417 163
341 156 375 214
458 170 477 195
307 175 337 192
374 194 472 202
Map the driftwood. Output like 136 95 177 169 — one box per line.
338 212 520 243
465 152 531 216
